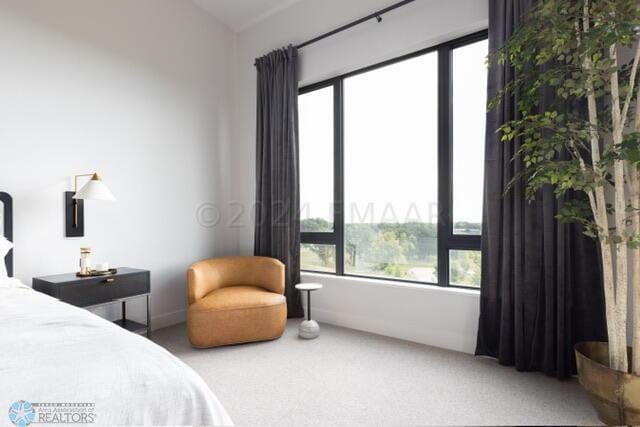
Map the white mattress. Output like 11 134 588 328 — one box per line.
0 278 232 426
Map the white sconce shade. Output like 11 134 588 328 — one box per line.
73 173 116 201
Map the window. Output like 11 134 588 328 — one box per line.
452 39 488 236
449 250 482 288
299 31 487 288
301 244 336 273
343 53 438 281
299 86 334 233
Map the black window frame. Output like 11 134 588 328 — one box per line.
300 30 487 289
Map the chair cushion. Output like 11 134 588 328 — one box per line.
187 286 287 348
190 285 285 312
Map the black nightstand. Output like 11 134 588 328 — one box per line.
33 267 151 338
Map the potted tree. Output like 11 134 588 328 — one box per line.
491 1 640 424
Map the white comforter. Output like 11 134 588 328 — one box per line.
0 278 232 426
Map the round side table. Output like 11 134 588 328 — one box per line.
295 283 323 339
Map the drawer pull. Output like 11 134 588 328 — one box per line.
104 278 115 284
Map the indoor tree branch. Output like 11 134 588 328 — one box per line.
609 42 629 373
583 0 624 371
620 42 640 131
632 87 640 374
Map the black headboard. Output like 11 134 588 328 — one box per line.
0 192 13 277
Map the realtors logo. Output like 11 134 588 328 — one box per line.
8 401 96 425
8 401 35 427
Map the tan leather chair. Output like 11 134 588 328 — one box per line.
186 256 287 348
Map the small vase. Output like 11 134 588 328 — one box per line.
80 247 92 275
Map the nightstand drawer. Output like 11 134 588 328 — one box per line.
33 268 150 308
58 273 149 307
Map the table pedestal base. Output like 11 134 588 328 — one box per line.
299 319 320 339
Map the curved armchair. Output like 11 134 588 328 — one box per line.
186 256 287 348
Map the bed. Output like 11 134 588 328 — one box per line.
0 192 232 426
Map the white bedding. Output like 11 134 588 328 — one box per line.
0 278 232 426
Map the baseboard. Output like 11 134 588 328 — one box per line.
311 306 476 354
151 308 186 331
149 305 475 352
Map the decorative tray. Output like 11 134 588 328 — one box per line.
76 268 118 278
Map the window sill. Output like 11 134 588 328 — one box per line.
301 271 480 296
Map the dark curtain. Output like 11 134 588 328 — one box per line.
475 0 607 379
254 45 304 319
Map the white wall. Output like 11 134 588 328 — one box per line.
0 0 489 350
0 0 237 328
232 0 488 353
303 273 480 353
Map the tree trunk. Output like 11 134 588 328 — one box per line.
632 168 640 375
582 6 623 368
633 90 640 374
609 44 629 373
584 72 622 371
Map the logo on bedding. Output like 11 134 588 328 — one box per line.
8 401 35 427
8 402 95 425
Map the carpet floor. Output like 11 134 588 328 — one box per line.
153 320 600 426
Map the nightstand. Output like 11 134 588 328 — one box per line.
33 267 151 338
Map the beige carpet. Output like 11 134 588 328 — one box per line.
153 320 600 426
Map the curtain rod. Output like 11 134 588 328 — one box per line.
296 0 416 50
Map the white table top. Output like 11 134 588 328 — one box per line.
295 283 323 291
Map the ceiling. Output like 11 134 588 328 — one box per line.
192 0 302 32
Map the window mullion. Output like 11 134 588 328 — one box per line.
334 80 345 276
301 232 338 245
448 235 481 250
437 45 453 287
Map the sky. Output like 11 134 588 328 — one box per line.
299 39 488 226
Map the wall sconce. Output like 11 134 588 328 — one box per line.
65 173 116 237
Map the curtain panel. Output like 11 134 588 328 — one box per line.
475 0 607 379
254 45 304 318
